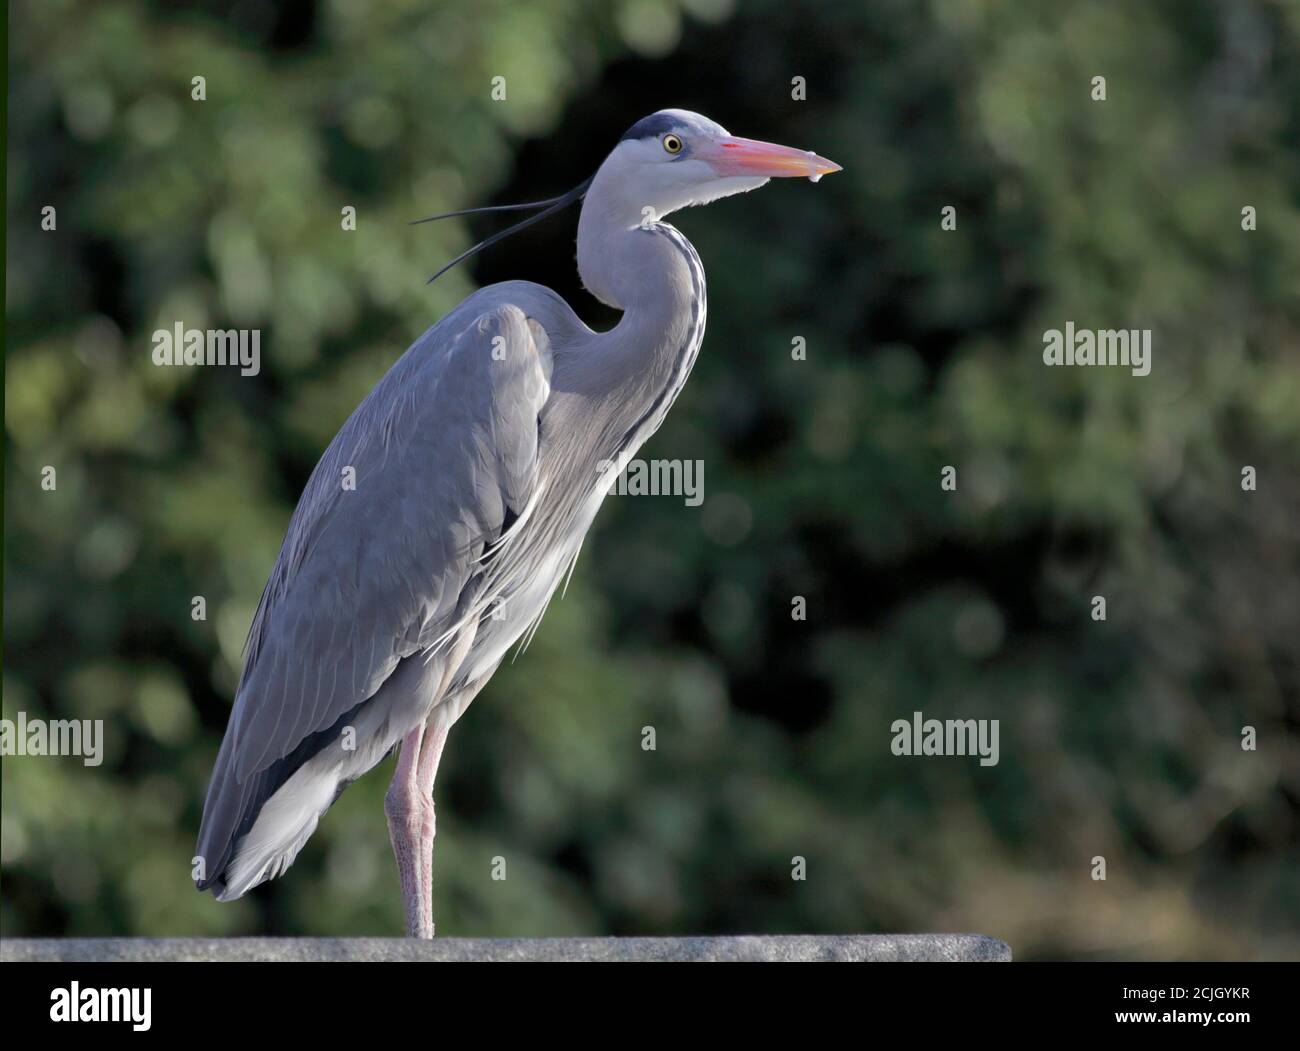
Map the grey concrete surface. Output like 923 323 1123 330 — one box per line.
2 934 1009 962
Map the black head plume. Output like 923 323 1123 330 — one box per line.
415 176 594 285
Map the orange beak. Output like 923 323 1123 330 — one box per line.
699 135 843 181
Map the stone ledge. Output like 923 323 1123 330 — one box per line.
1 934 1010 963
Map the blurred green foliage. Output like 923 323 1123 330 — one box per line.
4 0 1299 958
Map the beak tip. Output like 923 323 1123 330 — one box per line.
807 159 842 183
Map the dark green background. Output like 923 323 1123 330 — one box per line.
4 0 1298 959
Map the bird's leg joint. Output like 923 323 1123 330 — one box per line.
384 780 436 840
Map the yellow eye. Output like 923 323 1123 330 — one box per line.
662 134 683 155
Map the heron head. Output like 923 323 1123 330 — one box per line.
416 109 841 286
597 108 842 225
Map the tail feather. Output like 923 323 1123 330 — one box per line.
195 651 446 899
195 693 373 898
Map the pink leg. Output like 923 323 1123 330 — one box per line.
384 718 450 938
412 718 449 934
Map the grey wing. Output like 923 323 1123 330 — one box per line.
196 302 551 881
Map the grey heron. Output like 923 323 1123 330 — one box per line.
195 109 840 936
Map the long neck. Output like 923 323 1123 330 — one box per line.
573 182 707 452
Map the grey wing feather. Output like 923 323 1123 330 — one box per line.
212 301 551 792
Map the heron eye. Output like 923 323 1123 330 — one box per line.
662 134 683 155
